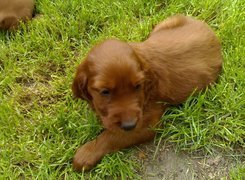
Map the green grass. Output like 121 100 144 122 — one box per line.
230 164 245 180
0 0 244 179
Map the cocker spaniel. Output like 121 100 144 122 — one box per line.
72 15 222 171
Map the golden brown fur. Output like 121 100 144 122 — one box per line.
72 15 222 171
0 0 34 30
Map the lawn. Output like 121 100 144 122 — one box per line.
0 0 244 179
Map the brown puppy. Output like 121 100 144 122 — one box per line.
72 15 222 171
0 0 34 30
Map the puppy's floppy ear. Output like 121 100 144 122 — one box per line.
72 60 92 102
128 42 149 71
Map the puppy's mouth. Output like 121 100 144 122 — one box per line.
99 107 143 132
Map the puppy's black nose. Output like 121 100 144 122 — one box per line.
121 121 136 131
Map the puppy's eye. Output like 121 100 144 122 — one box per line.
100 89 110 96
135 84 141 90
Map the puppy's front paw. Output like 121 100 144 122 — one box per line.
72 141 102 171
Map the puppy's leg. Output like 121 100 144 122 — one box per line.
72 128 155 171
73 104 166 171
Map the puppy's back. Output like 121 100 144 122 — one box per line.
150 15 187 35
132 15 223 104
149 15 222 73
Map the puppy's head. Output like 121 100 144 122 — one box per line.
72 39 146 132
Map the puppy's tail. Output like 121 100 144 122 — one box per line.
151 15 188 34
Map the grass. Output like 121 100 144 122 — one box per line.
0 0 244 179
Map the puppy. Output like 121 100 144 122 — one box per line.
0 0 34 30
72 15 222 171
